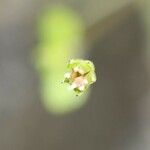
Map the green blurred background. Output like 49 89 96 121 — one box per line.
0 0 150 150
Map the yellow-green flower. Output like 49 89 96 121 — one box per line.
64 59 96 95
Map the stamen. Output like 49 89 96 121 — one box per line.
78 69 84 75
79 86 85 91
83 79 88 84
70 83 77 89
73 67 80 72
64 72 71 78
92 76 96 82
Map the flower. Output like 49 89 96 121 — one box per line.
63 59 96 95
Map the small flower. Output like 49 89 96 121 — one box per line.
64 59 96 95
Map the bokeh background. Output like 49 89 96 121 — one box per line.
0 0 150 150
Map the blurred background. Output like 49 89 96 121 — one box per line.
0 0 150 150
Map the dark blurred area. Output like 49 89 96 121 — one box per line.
0 0 150 150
